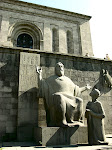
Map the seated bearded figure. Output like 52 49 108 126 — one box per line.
36 62 91 127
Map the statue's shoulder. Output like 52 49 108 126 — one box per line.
87 101 92 105
64 76 73 82
46 75 57 81
95 100 102 106
86 101 92 109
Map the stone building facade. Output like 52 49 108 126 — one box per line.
0 0 112 143
0 0 93 56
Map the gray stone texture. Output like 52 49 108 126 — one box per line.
37 98 47 127
34 126 88 146
17 52 40 141
0 48 19 141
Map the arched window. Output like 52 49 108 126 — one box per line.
17 33 33 49
67 30 74 54
52 28 59 52
8 22 43 50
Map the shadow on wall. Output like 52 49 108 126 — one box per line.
46 126 79 146
0 51 19 142
17 87 39 142
0 51 39 142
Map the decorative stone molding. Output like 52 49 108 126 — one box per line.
8 21 44 50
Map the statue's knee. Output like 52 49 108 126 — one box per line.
53 93 65 104
76 97 83 104
54 93 62 99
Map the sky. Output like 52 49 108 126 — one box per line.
19 0 112 59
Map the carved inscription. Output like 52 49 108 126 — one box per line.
19 52 40 92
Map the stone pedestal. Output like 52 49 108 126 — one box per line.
34 126 88 146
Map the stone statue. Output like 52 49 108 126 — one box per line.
85 89 108 145
102 69 112 88
36 62 91 127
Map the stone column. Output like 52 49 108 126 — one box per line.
80 21 93 56
59 26 67 53
73 24 81 55
44 22 52 52
0 15 10 47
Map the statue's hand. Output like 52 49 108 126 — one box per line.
85 109 90 117
36 66 42 74
86 109 90 112
86 84 92 90
86 109 91 115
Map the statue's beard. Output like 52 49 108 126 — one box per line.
56 70 64 76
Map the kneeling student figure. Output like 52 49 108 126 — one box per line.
85 89 108 145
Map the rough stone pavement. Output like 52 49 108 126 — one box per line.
0 134 112 150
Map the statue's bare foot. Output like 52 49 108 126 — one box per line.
69 119 76 123
60 120 69 127
68 121 84 127
98 140 108 145
60 120 84 127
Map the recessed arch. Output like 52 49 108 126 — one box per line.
8 21 43 50
52 28 59 52
67 30 74 54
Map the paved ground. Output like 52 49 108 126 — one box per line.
0 134 112 150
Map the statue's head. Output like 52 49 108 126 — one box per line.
90 89 100 99
55 62 64 76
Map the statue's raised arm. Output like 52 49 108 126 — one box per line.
36 66 42 81
36 66 43 89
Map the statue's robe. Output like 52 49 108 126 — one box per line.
40 75 83 126
85 100 106 145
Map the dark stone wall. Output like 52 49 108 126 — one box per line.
0 48 19 141
0 47 112 142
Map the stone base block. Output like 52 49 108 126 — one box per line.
17 125 34 142
34 126 88 146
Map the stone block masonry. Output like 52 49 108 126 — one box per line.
0 0 93 56
0 48 19 141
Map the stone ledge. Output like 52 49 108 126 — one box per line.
1 46 112 62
